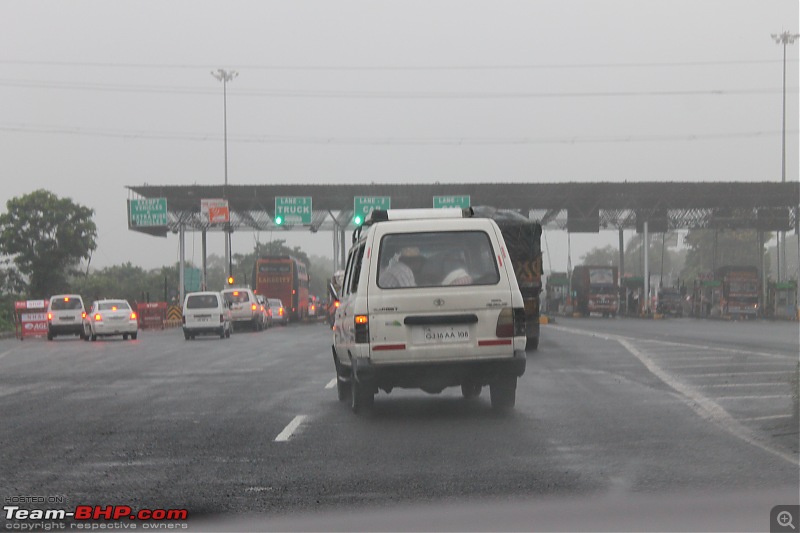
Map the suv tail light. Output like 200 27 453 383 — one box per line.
355 315 369 343
94 313 103 322
219 314 224 323
130 312 137 320
496 308 526 338
47 312 53 321
251 304 257 311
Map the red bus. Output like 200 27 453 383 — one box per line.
252 256 309 321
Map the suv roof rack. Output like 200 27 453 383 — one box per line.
352 207 474 243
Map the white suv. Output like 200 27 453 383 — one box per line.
47 294 87 340
221 287 265 331
332 208 527 414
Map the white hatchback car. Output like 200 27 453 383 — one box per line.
182 291 232 340
84 299 139 341
332 208 527 414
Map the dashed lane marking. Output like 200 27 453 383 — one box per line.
275 415 308 442
325 378 336 389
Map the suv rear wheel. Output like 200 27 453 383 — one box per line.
350 379 374 414
490 376 517 412
461 382 481 399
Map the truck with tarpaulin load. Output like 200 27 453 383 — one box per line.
572 265 619 317
472 206 543 350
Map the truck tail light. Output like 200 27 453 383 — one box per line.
220 314 224 323
355 315 369 343
251 304 257 311
496 308 526 338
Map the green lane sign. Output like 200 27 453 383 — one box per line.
353 196 391 225
275 196 312 225
128 198 168 227
433 195 471 209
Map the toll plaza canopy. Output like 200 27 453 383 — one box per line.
126 181 800 236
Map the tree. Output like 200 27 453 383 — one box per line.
580 245 618 267
0 190 97 298
680 229 769 282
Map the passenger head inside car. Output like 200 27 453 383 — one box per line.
380 245 426 288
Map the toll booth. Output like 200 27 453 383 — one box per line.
691 279 723 318
620 276 644 316
136 302 167 329
544 272 569 314
14 300 49 340
767 281 798 320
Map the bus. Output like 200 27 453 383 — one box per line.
252 256 309 321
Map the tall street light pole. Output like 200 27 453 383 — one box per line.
211 69 238 279
771 32 798 283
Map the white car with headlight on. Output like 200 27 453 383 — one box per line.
84 299 139 341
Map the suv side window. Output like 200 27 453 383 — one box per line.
348 244 366 295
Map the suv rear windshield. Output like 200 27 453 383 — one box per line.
378 231 500 289
50 298 83 310
223 291 251 303
186 294 220 309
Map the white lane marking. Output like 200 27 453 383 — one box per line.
274 415 308 442
667 362 795 369
683 371 789 378
325 378 337 389
616 337 798 466
715 394 792 400
628 338 795 361
740 414 795 422
549 326 798 466
701 382 788 388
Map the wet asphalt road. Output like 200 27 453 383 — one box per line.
0 317 797 530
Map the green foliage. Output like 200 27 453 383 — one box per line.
680 229 770 281
580 234 686 279
0 190 97 298
306 254 334 297
580 245 618 266
69 263 181 307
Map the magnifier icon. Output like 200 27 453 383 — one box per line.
778 511 796 530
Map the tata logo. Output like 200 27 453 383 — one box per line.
433 298 445 307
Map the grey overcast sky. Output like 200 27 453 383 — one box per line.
1 0 797 273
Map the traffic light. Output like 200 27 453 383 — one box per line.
353 214 364 226
274 215 283 225
227 276 235 285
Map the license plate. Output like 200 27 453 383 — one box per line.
412 325 470 345
60 316 74 321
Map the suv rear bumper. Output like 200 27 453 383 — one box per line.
352 350 526 392
49 323 84 336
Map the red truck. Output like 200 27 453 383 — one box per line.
572 265 619 317
716 265 760 319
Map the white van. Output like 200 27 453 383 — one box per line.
182 291 232 340
47 294 87 340
332 208 527 413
